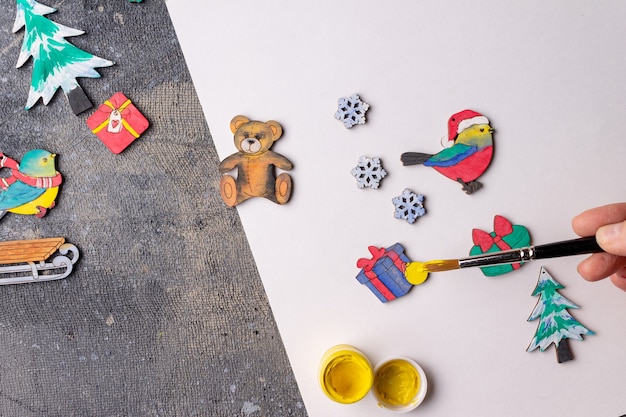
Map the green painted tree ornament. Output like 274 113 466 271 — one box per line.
12 0 114 115
527 267 595 363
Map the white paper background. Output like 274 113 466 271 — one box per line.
167 1 626 415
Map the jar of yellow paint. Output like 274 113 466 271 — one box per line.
319 345 374 404
319 345 428 411
373 357 427 412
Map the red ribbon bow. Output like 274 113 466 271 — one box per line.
356 245 407 301
472 215 514 252
356 246 386 271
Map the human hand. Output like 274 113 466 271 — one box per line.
572 203 626 291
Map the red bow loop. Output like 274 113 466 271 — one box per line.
98 103 114 114
356 246 386 271
493 215 513 237
472 216 515 252
472 229 494 252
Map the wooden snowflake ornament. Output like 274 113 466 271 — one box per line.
335 94 370 128
350 156 387 189
392 189 426 224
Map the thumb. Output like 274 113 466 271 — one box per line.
597 220 626 256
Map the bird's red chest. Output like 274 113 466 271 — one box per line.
434 146 493 182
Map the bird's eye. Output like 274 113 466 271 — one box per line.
480 128 485 132
42 158 48 163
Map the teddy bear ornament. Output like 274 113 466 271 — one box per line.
219 115 293 207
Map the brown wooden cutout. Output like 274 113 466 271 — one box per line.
0 237 79 285
219 115 293 206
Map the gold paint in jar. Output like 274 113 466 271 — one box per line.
319 345 374 404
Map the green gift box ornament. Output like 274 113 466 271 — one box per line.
469 215 531 277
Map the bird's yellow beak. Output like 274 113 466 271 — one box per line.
51 153 56 158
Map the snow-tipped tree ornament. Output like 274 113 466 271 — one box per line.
12 0 114 115
527 266 594 363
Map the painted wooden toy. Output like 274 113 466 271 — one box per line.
334 94 370 129
350 156 387 189
0 237 79 284
469 215 531 276
0 150 62 221
86 92 150 154
401 109 493 194
219 115 293 207
527 266 594 363
392 189 426 224
356 243 413 303
13 0 114 114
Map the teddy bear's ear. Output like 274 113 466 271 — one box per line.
230 115 250 133
265 120 283 141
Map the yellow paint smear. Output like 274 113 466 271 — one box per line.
404 262 429 285
374 359 420 407
319 346 373 404
405 259 460 284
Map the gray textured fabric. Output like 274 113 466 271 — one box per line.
0 1 306 415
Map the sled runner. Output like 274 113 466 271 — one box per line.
0 237 79 285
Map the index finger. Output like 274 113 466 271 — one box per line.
572 202 626 237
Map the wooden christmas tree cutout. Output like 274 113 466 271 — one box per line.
527 266 595 363
12 0 114 114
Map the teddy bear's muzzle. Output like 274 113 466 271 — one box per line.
240 138 261 153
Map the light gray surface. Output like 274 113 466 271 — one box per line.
0 1 306 415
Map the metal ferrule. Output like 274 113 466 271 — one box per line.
458 246 535 269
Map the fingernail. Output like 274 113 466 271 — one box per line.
597 222 622 243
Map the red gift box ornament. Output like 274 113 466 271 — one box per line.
86 92 149 154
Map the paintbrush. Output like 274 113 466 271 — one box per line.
405 236 603 285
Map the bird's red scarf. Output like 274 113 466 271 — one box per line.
0 153 63 191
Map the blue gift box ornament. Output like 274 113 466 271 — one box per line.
356 243 412 303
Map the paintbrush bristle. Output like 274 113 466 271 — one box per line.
423 259 460 272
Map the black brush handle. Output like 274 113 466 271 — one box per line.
533 236 603 260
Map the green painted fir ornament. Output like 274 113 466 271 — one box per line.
527 267 594 363
12 0 114 115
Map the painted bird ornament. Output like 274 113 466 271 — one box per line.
0 149 63 220
401 109 494 194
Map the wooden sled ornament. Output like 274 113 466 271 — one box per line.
0 237 79 285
